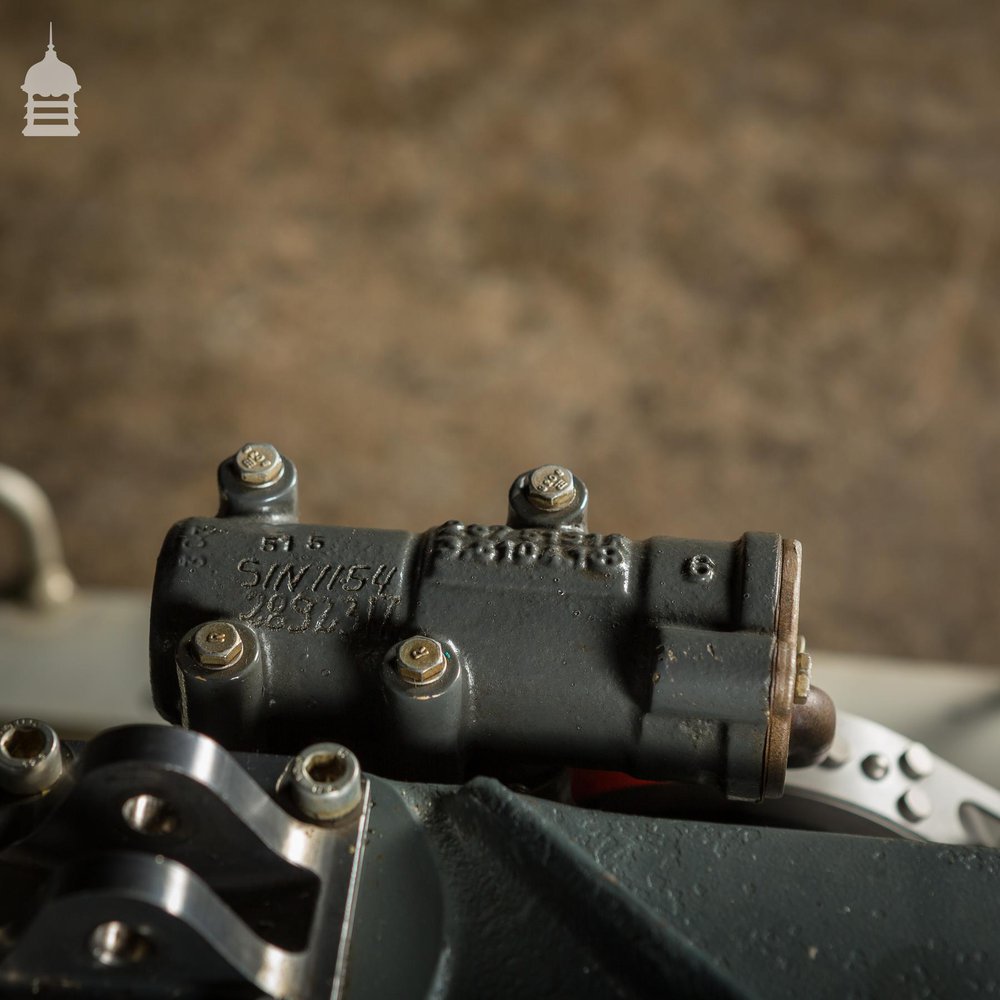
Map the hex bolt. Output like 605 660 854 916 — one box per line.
900 744 935 780
191 621 244 669
861 753 890 781
234 442 284 488
291 743 362 821
396 635 447 685
526 465 577 512
0 718 63 795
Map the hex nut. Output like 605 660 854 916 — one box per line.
0 718 63 795
235 442 284 487
192 621 244 668
526 465 577 511
396 636 447 685
291 743 362 821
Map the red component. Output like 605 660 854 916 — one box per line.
571 769 661 804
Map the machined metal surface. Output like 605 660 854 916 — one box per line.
1 726 997 999
783 712 1000 846
149 448 829 801
814 652 1000 786
0 725 370 999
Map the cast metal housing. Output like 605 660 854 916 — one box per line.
149 447 831 801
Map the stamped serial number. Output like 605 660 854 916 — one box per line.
235 556 401 636
429 521 627 573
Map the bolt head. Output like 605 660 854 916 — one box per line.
396 635 447 685
900 743 935 780
192 621 244 668
527 465 577 511
0 719 63 795
235 443 284 487
898 787 933 823
291 743 363 821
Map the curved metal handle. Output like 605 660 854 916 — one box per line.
0 464 75 608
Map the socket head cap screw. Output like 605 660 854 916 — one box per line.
291 743 363 821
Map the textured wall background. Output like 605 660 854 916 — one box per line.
1 1 999 663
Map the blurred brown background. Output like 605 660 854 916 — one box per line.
1 1 999 663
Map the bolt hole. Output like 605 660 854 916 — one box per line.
122 794 179 836
304 751 347 786
685 554 716 581
89 921 152 966
0 725 46 760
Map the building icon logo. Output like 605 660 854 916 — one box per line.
21 24 80 137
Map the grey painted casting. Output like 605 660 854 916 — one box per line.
150 448 802 801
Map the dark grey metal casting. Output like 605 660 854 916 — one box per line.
0 725 369 1000
1 724 997 1000
149 446 832 802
